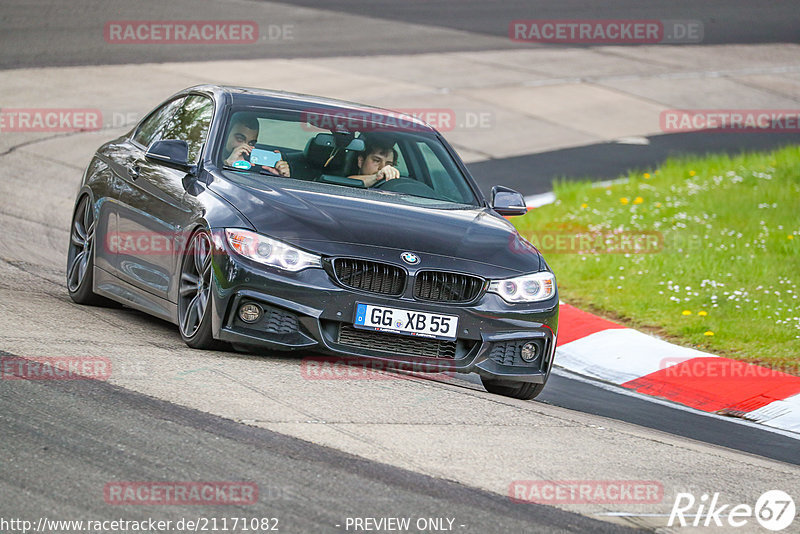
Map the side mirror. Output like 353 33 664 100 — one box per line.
146 140 194 172
491 186 528 216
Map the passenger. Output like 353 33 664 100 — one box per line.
223 114 290 177
348 137 399 187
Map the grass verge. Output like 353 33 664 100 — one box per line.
513 145 800 373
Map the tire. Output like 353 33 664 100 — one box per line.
480 377 546 400
177 228 225 350
66 195 117 307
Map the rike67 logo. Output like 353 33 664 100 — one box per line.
669 490 795 531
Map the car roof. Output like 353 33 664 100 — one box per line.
184 84 436 133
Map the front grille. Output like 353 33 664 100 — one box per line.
333 258 405 296
413 271 484 303
337 324 457 359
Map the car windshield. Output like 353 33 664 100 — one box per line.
217 107 479 207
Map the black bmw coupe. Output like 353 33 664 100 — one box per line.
67 85 559 399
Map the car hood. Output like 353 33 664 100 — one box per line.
210 173 541 276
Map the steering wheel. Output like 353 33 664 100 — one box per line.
373 177 437 196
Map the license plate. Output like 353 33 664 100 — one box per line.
353 303 459 341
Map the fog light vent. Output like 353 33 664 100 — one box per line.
239 303 262 323
489 339 544 366
520 342 538 362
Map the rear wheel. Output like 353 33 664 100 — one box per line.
480 377 546 400
66 195 116 306
178 229 224 350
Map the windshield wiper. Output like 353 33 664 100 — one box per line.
258 167 283 178
222 164 254 172
221 164 284 179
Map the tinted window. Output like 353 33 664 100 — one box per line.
133 97 185 148
253 117 327 151
161 95 214 163
219 108 478 207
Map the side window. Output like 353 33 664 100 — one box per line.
132 98 185 148
160 95 214 163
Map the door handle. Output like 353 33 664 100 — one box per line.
128 164 141 180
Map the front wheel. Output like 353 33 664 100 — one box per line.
480 377 546 400
178 229 224 350
66 195 116 306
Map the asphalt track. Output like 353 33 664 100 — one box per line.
537 371 800 466
467 131 800 196
0 355 632 533
275 0 800 45
1 0 798 69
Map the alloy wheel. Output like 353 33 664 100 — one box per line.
67 196 95 293
179 231 213 338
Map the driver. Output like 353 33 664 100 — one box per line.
223 113 290 177
348 137 399 187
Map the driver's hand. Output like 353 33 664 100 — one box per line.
274 160 290 177
376 165 400 181
261 151 290 177
224 144 252 166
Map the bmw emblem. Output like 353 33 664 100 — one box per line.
401 252 420 265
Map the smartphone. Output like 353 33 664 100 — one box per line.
250 148 282 168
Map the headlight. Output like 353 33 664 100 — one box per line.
488 271 556 303
225 229 321 272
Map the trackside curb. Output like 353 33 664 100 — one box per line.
555 303 800 434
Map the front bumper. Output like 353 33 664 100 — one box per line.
209 239 559 384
